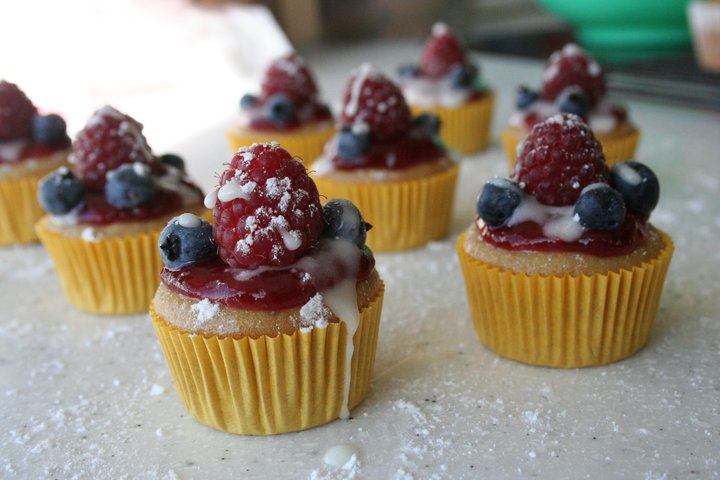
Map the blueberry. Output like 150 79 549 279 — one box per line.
322 199 372 248
159 153 185 171
476 178 523 228
398 63 420 78
515 86 540 110
557 88 589 117
337 125 370 159
610 161 659 217
449 64 479 89
240 94 258 111
105 163 157 208
573 184 626 230
159 214 216 269
32 114 67 145
38 167 86 215
412 114 441 137
265 94 296 125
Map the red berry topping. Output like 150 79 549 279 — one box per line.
260 54 319 108
542 44 606 107
419 23 466 79
339 64 412 143
210 143 322 269
0 81 37 140
512 114 609 206
72 106 154 189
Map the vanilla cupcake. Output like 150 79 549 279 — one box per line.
502 44 640 169
36 106 206 314
0 80 71 244
312 64 458 252
459 114 673 368
398 22 494 155
227 54 334 164
150 142 384 435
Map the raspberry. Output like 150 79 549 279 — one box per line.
72 106 154 189
339 64 411 143
419 23 466 79
0 81 37 140
211 143 322 269
511 114 609 206
260 54 319 108
542 44 606 107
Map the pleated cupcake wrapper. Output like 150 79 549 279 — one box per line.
0 170 57 245
501 126 641 172
36 219 164 315
456 231 674 368
410 93 495 155
313 163 459 252
150 283 384 435
226 127 335 166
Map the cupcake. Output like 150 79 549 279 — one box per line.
398 22 494 155
0 81 71 245
312 64 459 252
501 44 640 169
688 1 720 72
459 114 673 368
150 142 384 435
227 54 334 164
36 106 206 315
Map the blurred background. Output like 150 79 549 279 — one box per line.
1 0 717 151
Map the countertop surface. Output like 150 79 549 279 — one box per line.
2 41 720 480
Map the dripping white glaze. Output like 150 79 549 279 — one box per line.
323 444 360 468
344 63 373 118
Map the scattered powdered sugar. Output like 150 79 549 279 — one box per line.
309 453 362 480
190 299 219 325
149 384 165 396
298 294 332 332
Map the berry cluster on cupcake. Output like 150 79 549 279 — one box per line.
501 43 640 169
36 106 206 314
398 23 494 154
150 142 384 435
458 113 673 368
0 81 71 245
312 64 458 251
227 54 334 164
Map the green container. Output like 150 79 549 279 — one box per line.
538 0 692 61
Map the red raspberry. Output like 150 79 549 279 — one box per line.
542 44 606 107
0 81 37 140
511 114 609 206
211 143 322 269
339 65 411 142
260 54 319 108
419 23 466 79
72 106 154 189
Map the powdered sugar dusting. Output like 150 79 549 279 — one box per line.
298 294 332 331
190 299 219 326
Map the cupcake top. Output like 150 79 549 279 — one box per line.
476 114 659 256
237 54 332 132
398 22 486 108
159 142 375 312
509 44 629 134
0 80 71 167
38 106 203 226
315 64 447 173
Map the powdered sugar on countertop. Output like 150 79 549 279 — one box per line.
2 41 719 480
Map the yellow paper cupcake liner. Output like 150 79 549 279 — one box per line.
150 282 384 435
502 126 641 172
36 218 164 315
457 231 674 368
411 93 495 155
0 169 63 245
313 163 459 252
227 126 335 166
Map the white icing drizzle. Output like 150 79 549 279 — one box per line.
344 63 373 118
506 194 586 243
432 21 449 36
175 212 202 228
155 166 203 206
203 189 218 209
0 139 29 162
510 99 621 134
217 180 256 202
401 77 473 108
323 444 360 468
132 162 150 176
